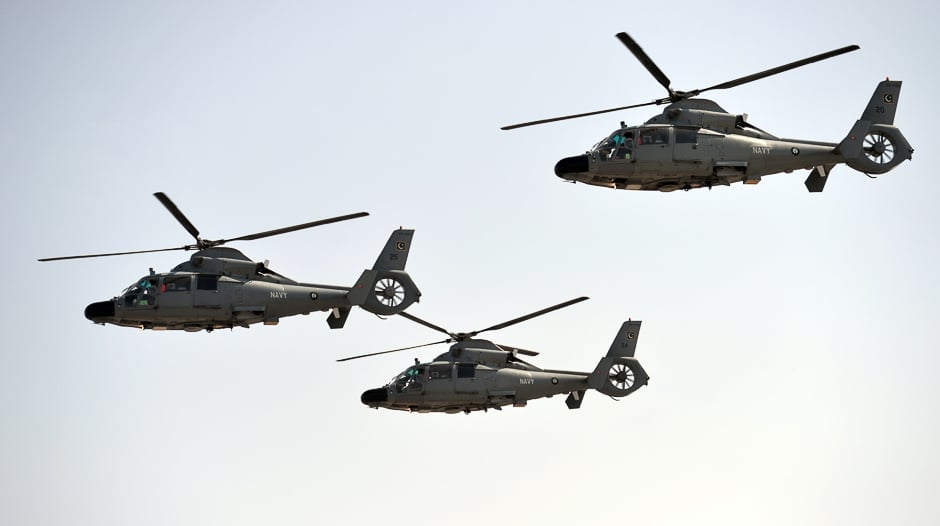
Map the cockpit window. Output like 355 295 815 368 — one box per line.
392 365 425 393
122 277 159 307
592 129 635 161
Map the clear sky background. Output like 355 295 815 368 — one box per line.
2 1 938 525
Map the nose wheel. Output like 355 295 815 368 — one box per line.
375 278 405 307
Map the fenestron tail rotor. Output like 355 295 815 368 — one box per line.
863 132 896 165
501 32 859 130
336 296 589 362
38 192 368 262
374 278 406 308
608 362 636 391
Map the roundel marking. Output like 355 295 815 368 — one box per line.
551 377 559 385
310 292 318 300
884 94 894 104
627 331 636 339
396 241 407 251
791 147 800 156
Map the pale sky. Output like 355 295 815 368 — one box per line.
2 1 938 525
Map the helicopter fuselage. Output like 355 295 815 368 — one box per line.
83 243 420 331
362 366 591 413
556 120 842 192
553 93 911 192
354 320 649 414
86 270 356 332
361 340 598 413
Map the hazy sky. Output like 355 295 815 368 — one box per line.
2 1 938 525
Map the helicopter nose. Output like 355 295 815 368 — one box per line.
361 387 388 406
554 155 589 179
84 300 115 323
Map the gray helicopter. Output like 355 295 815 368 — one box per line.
503 32 913 192
339 297 648 413
39 193 420 331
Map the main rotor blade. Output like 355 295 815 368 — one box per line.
501 100 658 130
224 211 369 243
398 311 454 338
336 339 451 362
697 44 860 95
38 246 187 262
472 296 589 337
153 192 201 242
615 32 672 94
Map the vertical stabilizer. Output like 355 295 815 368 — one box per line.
859 80 902 125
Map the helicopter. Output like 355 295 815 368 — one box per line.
38 192 421 332
502 32 913 193
338 297 648 413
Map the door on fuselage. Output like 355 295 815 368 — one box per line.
593 129 636 173
425 363 454 402
672 127 707 177
635 127 670 176
194 274 221 308
121 276 160 309
158 274 193 311
454 363 479 394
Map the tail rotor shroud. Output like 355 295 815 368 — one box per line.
863 131 896 165
608 362 636 392
374 277 406 308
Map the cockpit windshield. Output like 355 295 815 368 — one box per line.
390 364 426 393
121 276 159 307
591 129 635 161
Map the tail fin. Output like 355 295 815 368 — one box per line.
860 80 903 125
838 80 913 175
372 228 414 272
342 229 421 323
588 320 649 398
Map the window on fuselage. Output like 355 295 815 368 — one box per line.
429 363 452 380
164 275 192 292
196 274 219 291
639 128 669 145
457 363 477 379
676 128 699 144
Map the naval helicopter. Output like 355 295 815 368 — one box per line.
502 32 913 192
38 193 421 332
338 297 649 413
